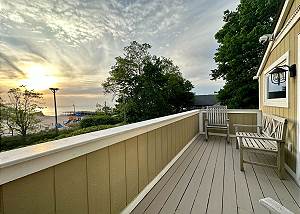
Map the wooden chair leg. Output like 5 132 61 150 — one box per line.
226 127 230 143
205 126 208 141
236 137 240 149
277 143 285 179
240 145 244 171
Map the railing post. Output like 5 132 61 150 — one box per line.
199 109 203 133
257 110 262 133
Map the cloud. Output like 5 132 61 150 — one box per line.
0 0 238 114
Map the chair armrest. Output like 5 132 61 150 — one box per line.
259 197 294 214
234 124 262 133
233 124 262 128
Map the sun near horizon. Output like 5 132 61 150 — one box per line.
19 63 59 91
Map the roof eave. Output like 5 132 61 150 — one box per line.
255 0 294 78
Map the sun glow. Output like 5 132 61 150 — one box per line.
20 64 58 90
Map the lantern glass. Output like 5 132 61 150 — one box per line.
270 67 286 85
267 69 287 99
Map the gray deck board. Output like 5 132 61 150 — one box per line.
189 136 220 214
222 140 237 214
256 153 300 213
132 136 300 214
159 135 209 214
206 137 226 214
143 136 204 213
231 139 253 214
175 135 215 213
131 136 200 214
243 153 268 214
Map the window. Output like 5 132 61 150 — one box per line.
263 51 289 108
266 71 287 99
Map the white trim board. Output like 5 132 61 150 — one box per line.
272 3 300 51
273 0 293 38
199 109 261 114
0 110 199 185
256 0 295 77
121 133 201 214
285 163 299 187
296 34 300 185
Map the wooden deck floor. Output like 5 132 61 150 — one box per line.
132 135 300 214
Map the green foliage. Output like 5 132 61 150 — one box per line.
0 124 121 151
6 86 43 136
80 115 122 128
103 41 194 122
0 97 5 139
95 102 114 115
212 0 282 108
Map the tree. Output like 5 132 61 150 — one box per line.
0 97 5 139
0 97 15 138
7 86 43 136
96 102 112 115
211 0 282 108
103 41 194 122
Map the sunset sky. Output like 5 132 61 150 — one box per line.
0 0 237 115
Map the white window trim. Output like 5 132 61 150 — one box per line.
296 34 300 184
263 51 289 108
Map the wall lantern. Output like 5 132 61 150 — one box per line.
269 64 296 85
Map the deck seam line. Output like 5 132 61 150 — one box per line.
261 153 300 209
221 139 226 213
189 136 217 213
156 135 206 213
204 136 221 214
280 177 300 208
276 170 300 208
230 139 238 214
248 153 266 198
174 134 211 212
139 135 201 212
254 153 283 204
239 149 255 212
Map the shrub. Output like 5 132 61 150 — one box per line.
80 115 122 128
0 123 125 152
0 129 74 151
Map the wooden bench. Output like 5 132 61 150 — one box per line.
205 105 229 143
234 113 287 179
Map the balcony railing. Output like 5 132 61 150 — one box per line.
0 109 269 214
0 110 200 214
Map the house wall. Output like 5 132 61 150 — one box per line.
0 114 199 214
259 0 299 171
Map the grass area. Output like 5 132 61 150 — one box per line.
0 123 125 152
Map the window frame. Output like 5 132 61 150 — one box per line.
263 51 289 108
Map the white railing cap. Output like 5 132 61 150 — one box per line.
0 110 199 185
199 109 260 114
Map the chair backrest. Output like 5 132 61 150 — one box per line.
262 113 287 141
206 105 228 126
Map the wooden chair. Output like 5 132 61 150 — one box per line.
259 197 294 214
234 113 287 179
205 105 229 143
